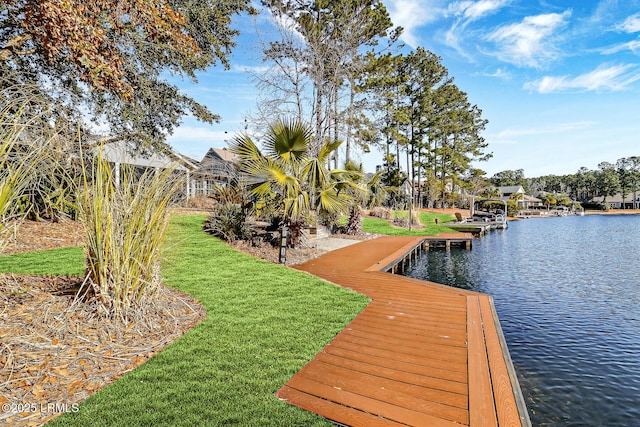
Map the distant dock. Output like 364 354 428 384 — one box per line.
446 222 494 236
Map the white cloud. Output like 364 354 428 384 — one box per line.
617 13 640 33
601 40 640 55
443 0 510 58
449 0 511 21
232 63 270 74
486 10 572 68
484 68 512 79
524 64 640 93
384 0 446 47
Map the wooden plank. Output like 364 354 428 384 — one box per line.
298 360 469 413
348 317 467 344
353 311 467 334
330 333 467 365
328 337 467 375
323 345 468 384
286 369 467 426
315 351 468 399
362 305 467 326
340 328 468 357
479 297 531 427
347 321 467 354
276 385 409 427
467 296 498 426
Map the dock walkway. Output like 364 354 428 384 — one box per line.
276 235 530 426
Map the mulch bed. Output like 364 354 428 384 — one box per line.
2 219 85 255
0 220 206 426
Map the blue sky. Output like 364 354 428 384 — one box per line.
167 0 640 178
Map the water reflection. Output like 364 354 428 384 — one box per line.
407 215 640 426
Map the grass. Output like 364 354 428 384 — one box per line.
362 211 458 236
0 246 83 275
18 214 367 426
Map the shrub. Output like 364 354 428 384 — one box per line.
370 206 392 220
393 210 421 226
79 146 181 322
392 216 408 227
0 105 43 252
204 202 253 242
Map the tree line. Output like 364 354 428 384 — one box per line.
253 1 491 209
489 156 640 208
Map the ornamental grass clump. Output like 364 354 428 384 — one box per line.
79 146 181 321
0 107 40 253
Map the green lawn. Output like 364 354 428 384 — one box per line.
362 211 458 236
0 246 83 275
3 215 369 426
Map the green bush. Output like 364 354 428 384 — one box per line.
204 202 253 242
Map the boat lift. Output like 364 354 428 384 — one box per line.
471 198 508 229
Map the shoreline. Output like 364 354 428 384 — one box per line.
584 209 640 215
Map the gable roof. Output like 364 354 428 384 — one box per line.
497 185 525 195
203 147 239 164
98 139 195 171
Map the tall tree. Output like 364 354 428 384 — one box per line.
627 156 640 208
260 0 399 157
490 169 527 187
399 48 449 208
617 157 635 209
596 162 621 205
1 0 254 143
428 82 490 203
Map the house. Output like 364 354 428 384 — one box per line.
97 139 198 198
592 193 640 209
95 140 240 199
188 147 239 196
497 185 525 198
495 186 543 209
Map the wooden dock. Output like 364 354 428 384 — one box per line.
276 235 530 427
369 233 474 275
446 222 493 237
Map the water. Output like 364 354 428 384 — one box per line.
406 215 640 426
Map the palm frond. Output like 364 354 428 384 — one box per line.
229 133 264 171
265 118 312 163
317 188 351 214
317 139 342 164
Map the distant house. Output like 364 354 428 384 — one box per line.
93 140 242 199
97 139 198 198
188 147 239 196
592 193 640 209
495 185 543 209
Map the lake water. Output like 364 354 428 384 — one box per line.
406 215 640 426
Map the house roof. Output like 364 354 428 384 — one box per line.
497 185 525 195
98 139 194 171
205 147 239 164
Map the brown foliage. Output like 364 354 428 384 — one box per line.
3 0 199 100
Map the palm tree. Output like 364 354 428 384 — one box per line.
341 160 388 235
230 118 351 247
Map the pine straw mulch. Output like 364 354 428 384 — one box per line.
0 220 206 427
